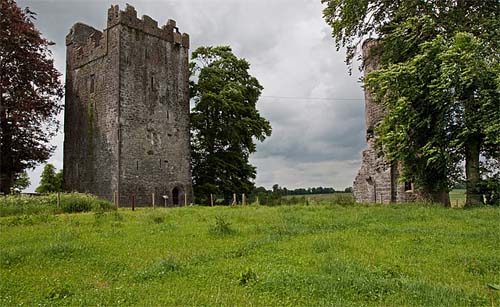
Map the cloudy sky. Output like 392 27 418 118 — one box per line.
19 0 366 192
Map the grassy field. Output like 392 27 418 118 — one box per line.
1 204 499 306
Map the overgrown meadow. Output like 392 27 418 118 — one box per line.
1 196 499 306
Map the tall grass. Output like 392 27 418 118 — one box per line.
0 193 113 217
1 204 498 306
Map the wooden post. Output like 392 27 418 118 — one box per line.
232 193 237 206
210 194 214 207
256 196 259 206
152 193 155 209
242 193 246 206
57 192 60 208
184 193 187 206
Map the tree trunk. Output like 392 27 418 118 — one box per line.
465 139 483 207
0 107 14 194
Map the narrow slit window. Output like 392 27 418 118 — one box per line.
159 159 162 169
136 160 139 171
90 74 95 93
151 76 154 91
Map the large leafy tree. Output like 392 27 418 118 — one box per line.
190 46 271 204
322 0 500 206
0 0 63 194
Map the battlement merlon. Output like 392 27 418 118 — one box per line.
107 4 189 48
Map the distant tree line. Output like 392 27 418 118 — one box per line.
267 184 352 196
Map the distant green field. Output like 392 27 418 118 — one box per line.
287 190 467 207
284 192 353 202
1 204 499 306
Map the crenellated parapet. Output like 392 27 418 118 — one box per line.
107 4 189 48
66 4 189 70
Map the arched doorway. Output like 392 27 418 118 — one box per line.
172 187 180 206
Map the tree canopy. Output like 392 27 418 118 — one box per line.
323 0 500 206
35 163 63 193
0 0 63 194
189 46 271 204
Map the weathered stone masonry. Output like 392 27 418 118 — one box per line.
353 39 418 203
64 4 193 206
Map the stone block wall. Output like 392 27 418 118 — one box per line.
64 4 193 206
353 39 418 203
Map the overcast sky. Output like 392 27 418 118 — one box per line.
19 0 366 192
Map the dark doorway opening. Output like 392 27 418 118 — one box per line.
172 187 180 206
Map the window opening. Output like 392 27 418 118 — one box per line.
172 187 180 206
90 74 95 93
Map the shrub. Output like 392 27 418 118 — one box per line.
238 267 258 286
209 215 234 235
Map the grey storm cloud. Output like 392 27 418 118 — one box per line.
19 0 366 191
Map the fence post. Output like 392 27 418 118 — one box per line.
210 194 214 207
232 193 237 206
152 193 155 209
57 192 60 208
184 193 187 206
115 191 119 209
242 193 246 206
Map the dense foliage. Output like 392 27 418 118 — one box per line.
0 0 63 194
190 46 271 204
322 0 500 206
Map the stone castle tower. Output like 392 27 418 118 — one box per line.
353 39 417 203
64 4 193 206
